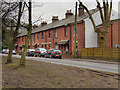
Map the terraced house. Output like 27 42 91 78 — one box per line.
16 4 120 54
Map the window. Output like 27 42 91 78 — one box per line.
32 35 34 42
55 29 57 38
42 44 44 48
65 46 68 52
22 37 24 42
37 33 39 41
48 31 50 38
55 44 57 49
45 44 47 49
64 27 67 37
42 32 44 39
49 44 51 49
34 35 35 42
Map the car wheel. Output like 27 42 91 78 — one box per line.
50 55 52 58
34 54 36 57
45 55 47 58
59 56 62 59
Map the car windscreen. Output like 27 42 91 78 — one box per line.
40 48 46 51
29 49 35 51
53 50 61 52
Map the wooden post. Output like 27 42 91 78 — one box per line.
74 2 77 58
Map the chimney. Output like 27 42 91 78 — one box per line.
52 16 59 23
41 21 47 26
65 10 73 19
78 4 84 17
33 24 38 29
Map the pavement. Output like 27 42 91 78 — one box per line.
1 54 119 74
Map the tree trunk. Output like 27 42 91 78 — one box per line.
6 2 22 64
6 30 18 64
98 31 106 48
6 47 13 64
19 28 32 67
19 1 32 67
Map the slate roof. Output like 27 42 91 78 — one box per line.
17 8 99 37
96 18 120 27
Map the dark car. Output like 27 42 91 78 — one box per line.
34 48 47 57
26 49 35 56
45 49 62 59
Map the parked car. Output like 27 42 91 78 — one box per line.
2 49 6 54
26 49 35 56
12 50 16 55
34 48 47 57
45 49 62 59
19 49 23 55
4 49 16 55
5 49 9 54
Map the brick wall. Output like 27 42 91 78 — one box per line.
16 22 85 54
98 20 120 48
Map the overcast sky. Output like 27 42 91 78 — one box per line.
21 0 120 25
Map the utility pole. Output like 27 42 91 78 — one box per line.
74 2 77 58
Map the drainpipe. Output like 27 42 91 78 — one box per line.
111 24 113 48
70 25 72 54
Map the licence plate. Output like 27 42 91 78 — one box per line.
56 55 59 56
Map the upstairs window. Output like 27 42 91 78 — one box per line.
64 27 67 37
37 33 39 41
49 30 51 38
42 32 44 39
32 35 34 42
34 34 35 43
55 29 57 38
22 37 24 43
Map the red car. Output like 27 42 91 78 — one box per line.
34 48 47 57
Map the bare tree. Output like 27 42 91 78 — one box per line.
79 0 112 48
6 1 23 64
19 0 32 67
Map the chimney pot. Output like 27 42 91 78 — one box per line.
41 21 47 26
65 10 73 19
78 4 84 17
52 16 59 23
33 24 38 29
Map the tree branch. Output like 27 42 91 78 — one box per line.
96 0 104 24
103 0 107 20
108 0 112 22
79 1 97 32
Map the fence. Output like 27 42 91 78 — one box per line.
79 48 120 60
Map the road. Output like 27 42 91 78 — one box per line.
1 54 119 74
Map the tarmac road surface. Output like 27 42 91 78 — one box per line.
1 54 119 74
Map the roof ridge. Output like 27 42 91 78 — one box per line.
17 8 99 37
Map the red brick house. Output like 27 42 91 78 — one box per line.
97 19 120 48
16 5 97 54
16 4 120 54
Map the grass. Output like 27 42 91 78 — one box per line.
2 56 119 88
